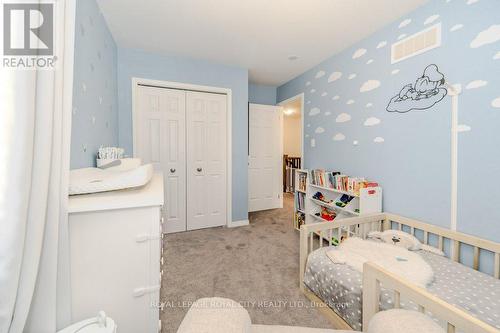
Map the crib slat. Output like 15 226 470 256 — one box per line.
438 236 444 251
410 226 414 235
473 246 479 270
398 223 402 231
495 253 500 279
447 323 455 333
423 231 428 245
337 228 341 244
452 240 460 262
418 305 425 313
393 291 400 309
329 229 333 246
310 233 314 252
319 231 323 248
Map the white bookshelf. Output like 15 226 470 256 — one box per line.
305 178 382 226
293 169 308 230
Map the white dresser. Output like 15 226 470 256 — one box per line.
68 173 164 333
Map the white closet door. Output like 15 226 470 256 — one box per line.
248 104 283 212
186 91 227 230
136 86 186 233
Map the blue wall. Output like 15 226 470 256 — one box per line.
249 83 277 105
117 48 249 222
277 0 500 242
71 0 118 168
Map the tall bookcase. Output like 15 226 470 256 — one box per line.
293 169 308 230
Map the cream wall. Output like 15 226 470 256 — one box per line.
283 115 301 157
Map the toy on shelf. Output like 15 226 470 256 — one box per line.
335 194 354 208
315 206 336 221
312 191 333 204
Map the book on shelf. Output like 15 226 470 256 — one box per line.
297 173 307 192
295 192 305 211
310 169 378 196
295 211 305 229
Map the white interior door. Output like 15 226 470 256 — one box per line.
248 104 283 212
135 86 186 233
186 91 227 230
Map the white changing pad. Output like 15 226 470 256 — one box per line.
69 164 154 195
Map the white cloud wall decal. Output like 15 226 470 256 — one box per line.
353 140 359 146
493 51 500 60
309 107 320 116
306 81 311 86
450 24 464 32
424 15 440 25
315 127 325 134
467 0 479 4
376 41 387 49
470 25 500 48
352 48 367 59
324 111 332 116
466 80 488 89
346 99 355 105
366 59 374 65
332 95 340 100
328 71 342 82
366 103 373 108
310 89 316 93
348 74 357 80
492 97 500 108
321 92 328 97
364 117 381 126
457 124 471 132
391 69 400 75
333 133 346 141
336 113 351 123
398 34 407 40
399 19 412 28
374 137 385 143
360 80 381 92
315 70 325 78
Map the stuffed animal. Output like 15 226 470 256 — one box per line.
368 230 445 256
368 230 421 251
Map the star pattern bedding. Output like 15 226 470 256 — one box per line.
304 246 500 331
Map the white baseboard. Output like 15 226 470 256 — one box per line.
228 219 249 228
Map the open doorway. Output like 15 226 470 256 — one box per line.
279 94 304 194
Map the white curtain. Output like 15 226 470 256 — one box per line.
0 1 75 332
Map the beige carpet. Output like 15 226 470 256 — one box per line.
160 193 333 332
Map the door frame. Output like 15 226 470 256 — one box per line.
131 77 233 228
277 93 305 165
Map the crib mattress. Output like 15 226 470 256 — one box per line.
304 246 500 331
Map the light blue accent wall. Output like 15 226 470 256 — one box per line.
71 0 118 169
249 83 277 105
117 48 249 222
277 0 500 243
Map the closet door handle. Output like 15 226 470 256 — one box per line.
197 168 202 172
170 168 176 173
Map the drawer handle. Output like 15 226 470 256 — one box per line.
132 285 160 297
197 167 202 172
170 168 176 173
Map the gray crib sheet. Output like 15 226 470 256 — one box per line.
304 246 500 331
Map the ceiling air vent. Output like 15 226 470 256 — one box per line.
391 23 441 64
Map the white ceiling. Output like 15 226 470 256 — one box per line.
97 0 428 86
